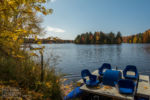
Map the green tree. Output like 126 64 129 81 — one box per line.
75 35 81 44
138 33 143 43
108 32 115 44
116 32 122 44
99 31 106 44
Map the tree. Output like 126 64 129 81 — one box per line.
0 0 52 57
133 36 137 43
74 31 123 44
74 35 81 44
94 32 100 44
108 32 115 44
116 32 122 44
143 29 150 43
99 31 105 44
85 32 90 44
81 34 85 44
89 32 94 44
138 33 143 43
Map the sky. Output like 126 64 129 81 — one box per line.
41 0 150 40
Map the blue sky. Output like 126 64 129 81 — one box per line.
41 0 150 40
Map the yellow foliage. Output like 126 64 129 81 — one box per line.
8 1 15 5
0 0 51 57
133 36 137 43
13 55 25 59
13 36 18 41
30 53 38 57
16 29 24 32
12 51 15 55
35 36 38 41
96 35 100 41
46 82 52 88
37 41 42 44
34 6 41 12
43 11 47 15
32 66 35 71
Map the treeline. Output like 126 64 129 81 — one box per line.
24 37 73 44
123 29 150 43
74 31 122 44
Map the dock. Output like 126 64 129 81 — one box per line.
77 70 150 100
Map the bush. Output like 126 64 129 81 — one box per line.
0 51 63 100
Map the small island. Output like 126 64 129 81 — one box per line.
74 29 150 44
74 31 122 44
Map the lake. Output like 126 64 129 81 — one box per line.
32 43 150 82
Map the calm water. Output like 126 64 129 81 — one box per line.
33 43 150 81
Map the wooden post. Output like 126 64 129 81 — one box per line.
41 52 44 82
29 46 44 82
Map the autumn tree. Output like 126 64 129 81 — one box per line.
122 29 150 43
74 31 123 44
0 1 65 99
89 32 94 44
143 30 150 43
0 0 52 57
133 36 137 43
84 32 89 44
94 32 100 44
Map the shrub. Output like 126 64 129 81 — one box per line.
0 51 63 100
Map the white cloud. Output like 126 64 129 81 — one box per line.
46 26 65 33
51 0 56 3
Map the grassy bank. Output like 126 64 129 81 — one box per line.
0 51 63 99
